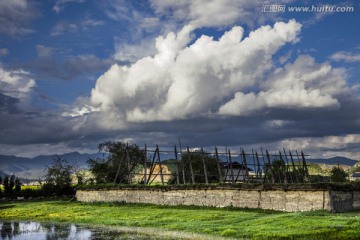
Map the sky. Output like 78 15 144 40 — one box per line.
0 0 360 159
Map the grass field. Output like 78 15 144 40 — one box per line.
1 200 360 239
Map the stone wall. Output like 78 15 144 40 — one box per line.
328 190 360 212
76 189 360 212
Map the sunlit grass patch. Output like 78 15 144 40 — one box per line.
1 200 360 239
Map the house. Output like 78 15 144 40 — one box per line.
133 163 172 184
350 172 360 181
222 161 254 182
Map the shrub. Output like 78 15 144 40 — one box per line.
330 166 348 182
44 156 75 196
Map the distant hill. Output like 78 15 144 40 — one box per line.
157 153 359 167
0 152 104 180
306 156 358 166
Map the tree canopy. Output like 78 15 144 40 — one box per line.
43 156 74 196
330 166 348 182
88 141 145 184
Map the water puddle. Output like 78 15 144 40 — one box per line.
0 221 159 239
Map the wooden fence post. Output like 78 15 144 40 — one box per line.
187 147 195 184
215 146 223 183
143 144 147 185
301 151 310 183
201 147 209 184
114 153 126 184
156 145 165 186
266 150 275 184
228 148 235 183
174 145 180 185
242 149 249 182
146 148 157 185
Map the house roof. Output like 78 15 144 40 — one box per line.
223 161 253 171
351 173 360 178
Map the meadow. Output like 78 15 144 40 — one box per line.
1 200 360 239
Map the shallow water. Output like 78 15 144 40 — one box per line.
0 221 156 240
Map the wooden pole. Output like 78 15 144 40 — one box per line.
156 145 165 186
260 148 266 182
174 145 180 185
301 151 310 183
126 148 132 184
255 151 262 179
228 148 235 183
146 148 157 184
143 144 147 185
295 150 304 183
201 147 209 184
148 146 164 186
215 146 223 183
178 139 186 184
266 150 275 184
278 151 288 184
242 149 249 182
286 150 298 183
114 153 126 184
187 147 195 184
234 149 242 183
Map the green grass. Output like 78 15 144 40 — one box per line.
1 200 360 239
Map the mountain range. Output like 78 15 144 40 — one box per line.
0 152 104 181
0 152 358 181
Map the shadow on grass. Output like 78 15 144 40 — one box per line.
0 205 15 210
83 201 282 214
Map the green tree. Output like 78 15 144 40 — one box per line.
9 175 15 196
14 177 22 196
87 159 109 183
43 156 74 196
179 150 220 184
330 166 348 182
88 141 145 184
264 159 287 183
0 176 2 197
3 176 11 198
2 175 18 198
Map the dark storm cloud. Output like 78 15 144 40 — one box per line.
20 53 114 81
1 90 359 157
105 93 360 150
0 93 20 114
0 0 39 37
0 112 74 145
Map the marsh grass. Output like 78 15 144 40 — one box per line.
1 200 360 239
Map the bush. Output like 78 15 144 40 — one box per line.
19 187 43 199
45 156 75 196
330 166 348 182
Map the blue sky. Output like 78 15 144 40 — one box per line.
0 0 360 159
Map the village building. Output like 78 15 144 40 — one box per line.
222 161 254 182
350 172 360 181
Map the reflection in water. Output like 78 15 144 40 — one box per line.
0 221 166 240
0 221 92 240
0 220 221 240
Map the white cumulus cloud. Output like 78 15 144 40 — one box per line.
330 51 360 63
71 20 349 133
0 65 35 100
219 55 346 115
150 0 285 28
280 134 360 159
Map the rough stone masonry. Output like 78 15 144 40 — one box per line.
76 189 360 212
